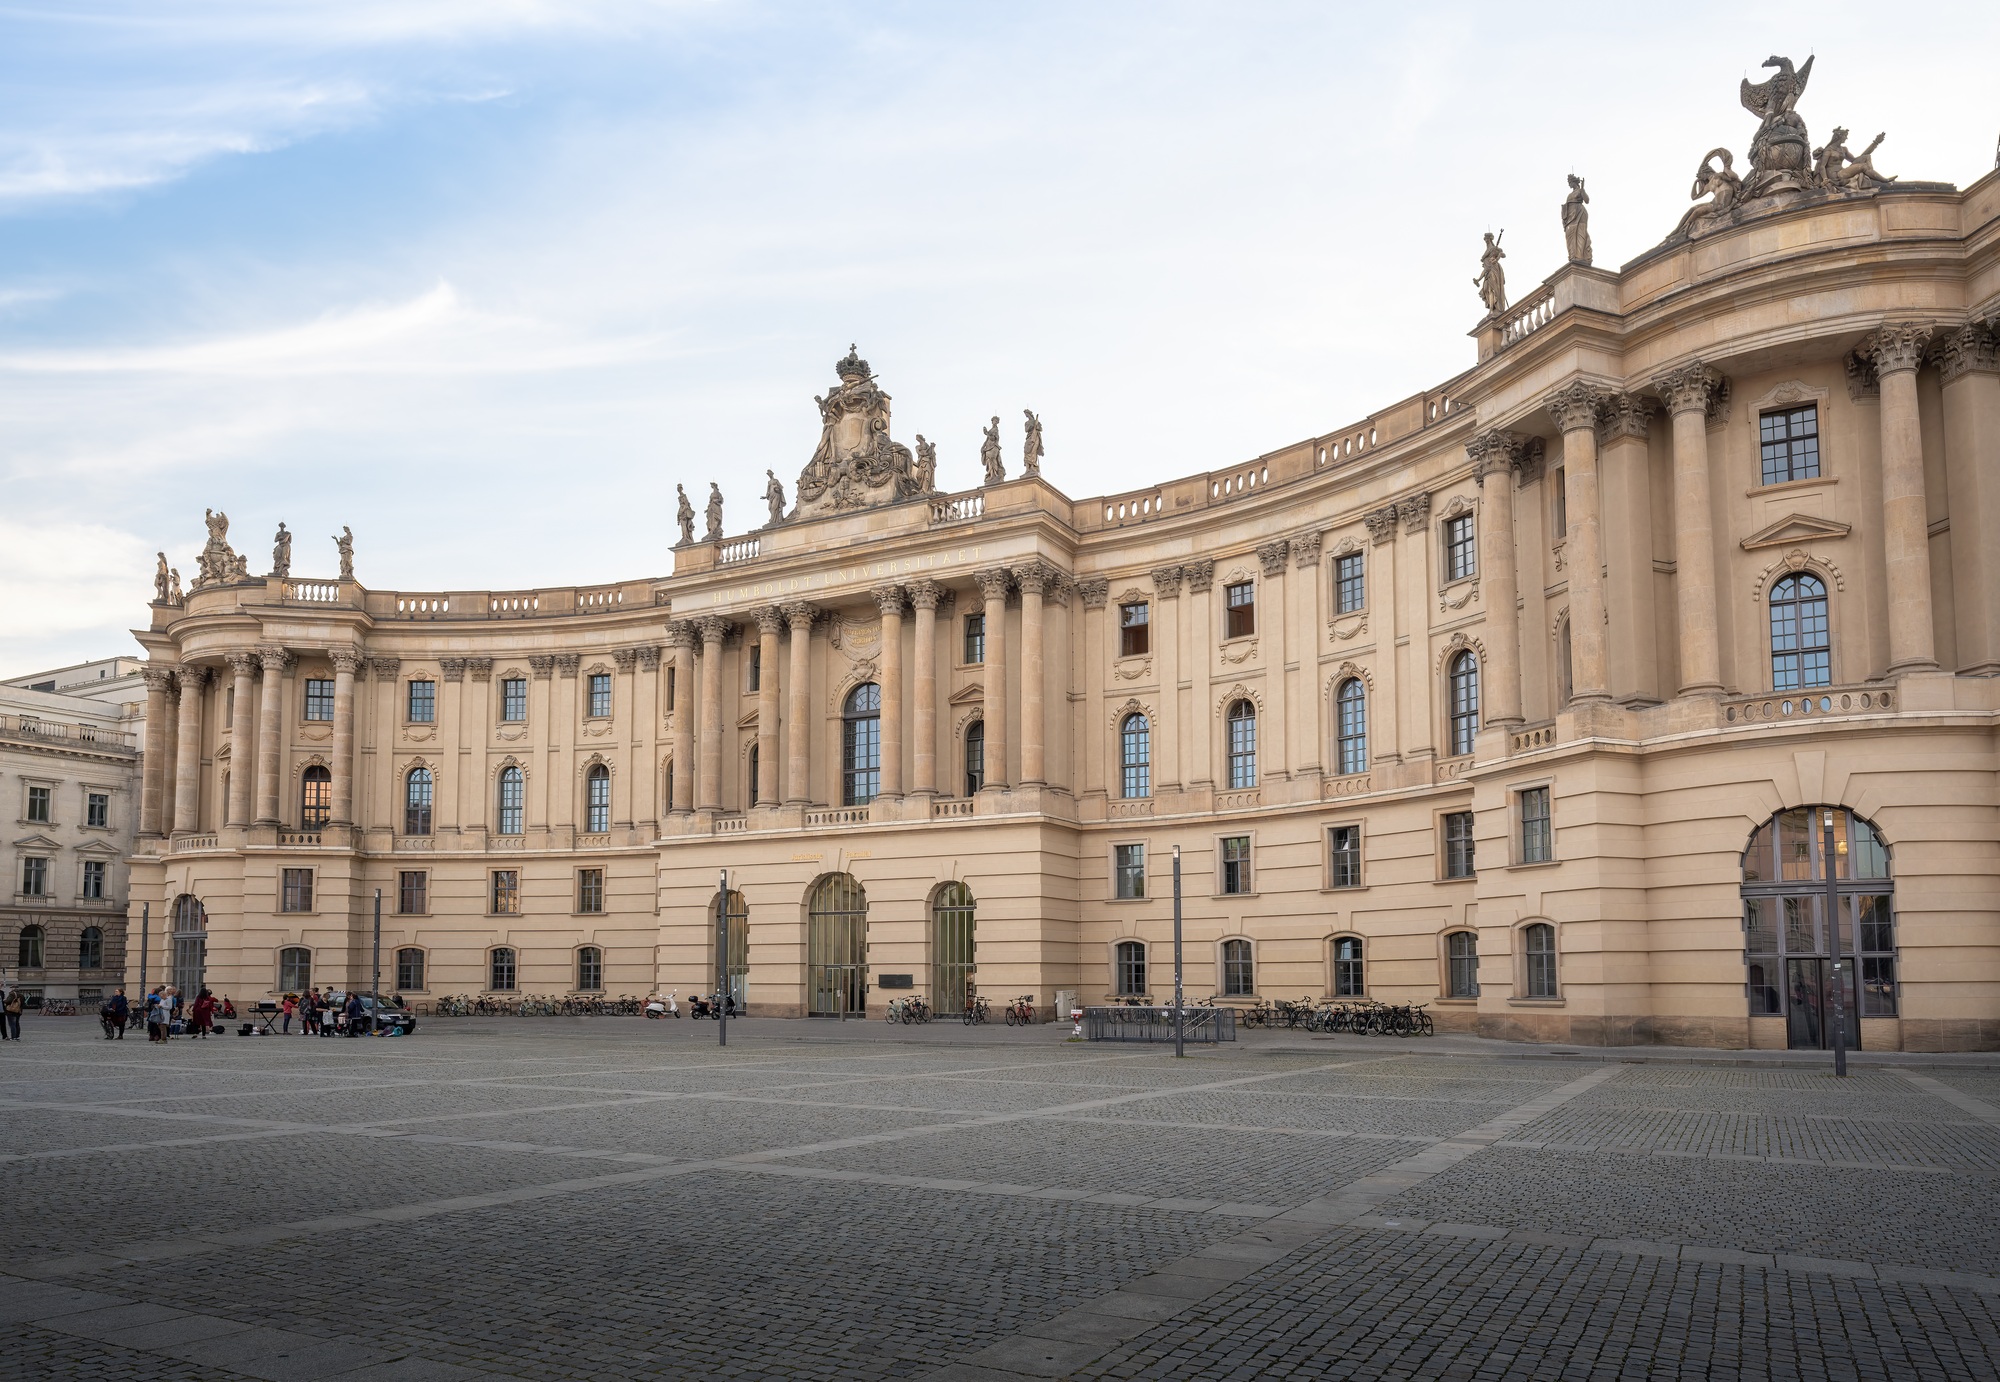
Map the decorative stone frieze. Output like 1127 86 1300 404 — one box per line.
611 648 639 672
225 650 260 679
754 606 786 636
872 584 907 616
529 655 556 680
1654 361 1725 416
174 663 209 694
906 580 945 612
1861 322 1935 377
1932 324 2000 383
257 646 294 676
780 602 819 631
695 617 731 645
635 646 662 671
554 654 581 678
974 567 1013 602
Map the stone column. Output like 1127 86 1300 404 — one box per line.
1255 541 1290 778
975 568 1011 789
635 646 663 829
1393 500 1433 758
1150 566 1183 791
1076 578 1109 796
1863 324 1939 672
221 652 257 827
1546 383 1611 702
696 617 728 810
1936 322 2000 674
1011 564 1049 786
783 604 817 804
329 647 363 826
1469 433 1526 726
139 666 175 836
1598 393 1661 703
1363 508 1400 760
464 659 492 834
666 624 696 813
753 610 783 806
254 646 290 825
1289 537 1322 776
866 588 903 799
368 658 400 833
171 663 207 834
1654 363 1725 694
612 648 639 827
1185 559 1216 784
908 581 943 797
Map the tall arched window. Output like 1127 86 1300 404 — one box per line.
172 894 207 996
18 924 45 968
79 926 104 970
1120 713 1151 799
1114 940 1147 997
1333 936 1364 996
489 946 517 992
808 874 867 1016
1226 700 1257 790
395 947 426 992
1221 938 1254 997
1769 574 1831 690
576 946 604 992
497 766 524 835
300 765 332 829
1335 679 1367 775
404 767 433 836
278 946 312 993
932 882 976 1016
963 720 985 796
1446 930 1479 998
1447 652 1480 757
585 764 611 833
843 683 881 805
1523 923 1558 998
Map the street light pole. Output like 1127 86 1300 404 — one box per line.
1823 809 1847 1077
138 901 149 1008
371 889 382 1035
1172 844 1184 1059
717 868 728 1048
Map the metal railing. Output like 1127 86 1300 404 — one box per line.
1083 1005 1236 1044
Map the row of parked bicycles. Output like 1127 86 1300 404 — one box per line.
424 994 647 1017
1217 994 1435 1037
884 993 1037 1026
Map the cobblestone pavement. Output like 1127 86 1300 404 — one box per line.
4 1018 1998 1380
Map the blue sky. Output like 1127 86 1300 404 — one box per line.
2 0 1995 675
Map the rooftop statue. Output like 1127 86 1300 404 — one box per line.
791 345 924 521
675 485 695 546
154 552 172 603
1740 55 1815 198
1675 148 1743 238
980 416 1004 485
705 482 724 543
764 470 786 527
1562 175 1591 266
913 435 938 495
271 521 291 579
1473 231 1507 316
1021 409 1044 477
1815 127 1896 190
333 525 355 581
191 508 250 589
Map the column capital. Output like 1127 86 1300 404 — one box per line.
466 656 493 681
755 604 786 635
696 616 731 646
871 584 907 616
255 645 293 675
369 656 401 682
1362 505 1400 545
554 653 581 677
1009 561 1057 597
174 663 210 693
664 620 698 650
906 579 945 611
529 654 556 679
1397 493 1432 534
440 657 468 683
1932 323 2000 384
781 601 819 631
1044 573 1072 607
1184 558 1215 593
1544 380 1606 434
1653 361 1725 416
1291 532 1323 568
1149 565 1184 599
1075 576 1110 607
1256 540 1290 575
1860 322 1935 377
328 646 366 676
142 664 178 695
1596 392 1657 444
636 645 662 671
611 647 640 671
224 650 261 678
974 567 1013 602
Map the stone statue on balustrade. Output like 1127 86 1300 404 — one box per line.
271 522 291 579
705 483 724 543
791 345 927 520
675 485 695 546
1472 231 1507 315
1814 127 1896 191
1021 410 1044 477
192 508 251 588
154 553 172 603
980 416 1005 485
1675 149 1743 238
913 435 937 494
169 568 183 602
763 470 786 528
333 526 354 581
1562 175 1591 266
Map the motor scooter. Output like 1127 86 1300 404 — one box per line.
645 991 681 1019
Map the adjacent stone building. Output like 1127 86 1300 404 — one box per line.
128 63 2000 1048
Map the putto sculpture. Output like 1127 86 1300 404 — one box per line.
789 345 926 521
980 416 1004 485
1473 231 1507 315
1562 175 1591 266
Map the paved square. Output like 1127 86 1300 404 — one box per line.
5 1019 1999 1380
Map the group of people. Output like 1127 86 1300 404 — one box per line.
278 989 369 1036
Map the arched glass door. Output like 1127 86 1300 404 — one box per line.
932 883 975 1015
1741 807 1895 1050
808 874 867 1017
172 894 207 996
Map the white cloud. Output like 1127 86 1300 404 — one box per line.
0 516 157 672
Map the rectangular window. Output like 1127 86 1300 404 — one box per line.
491 870 520 915
396 948 426 992
1519 787 1552 863
1444 514 1477 582
1334 552 1365 613
1329 825 1362 889
82 860 107 899
398 870 428 915
964 613 985 664
1760 404 1820 486
748 646 761 693
1114 843 1146 900
1224 581 1255 639
407 680 436 723
587 672 612 718
304 678 335 721
26 785 50 823
1220 836 1252 895
1222 940 1254 997
1447 931 1481 998
281 867 314 913
1119 603 1150 657
1551 468 1568 540
578 867 605 914
1443 811 1476 879
1333 937 1365 997
22 856 48 896
86 792 109 828
665 667 676 711
501 678 528 722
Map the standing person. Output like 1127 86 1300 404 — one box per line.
343 990 365 1037
190 989 217 1040
163 986 180 1038
102 988 129 1039
281 992 297 1035
146 988 169 1043
0 983 21 1041
302 988 320 1037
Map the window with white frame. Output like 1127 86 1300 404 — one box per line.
82 859 107 899
1442 811 1476 879
26 785 50 823
20 857 47 896
407 679 436 723
576 945 604 991
1447 652 1480 756
587 672 612 718
1759 405 1820 486
304 678 335 721
280 868 313 913
585 765 611 833
497 766 524 835
1769 574 1831 690
86 792 109 828
489 946 517 991
578 867 605 914
501 677 528 722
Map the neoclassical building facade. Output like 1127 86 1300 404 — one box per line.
129 68 2000 1048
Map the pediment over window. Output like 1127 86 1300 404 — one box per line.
1741 513 1851 551
736 710 760 730
947 684 985 706
74 839 122 859
11 833 60 852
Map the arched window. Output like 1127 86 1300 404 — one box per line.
747 744 760 808
585 764 611 833
278 946 312 993
489 947 517 992
1446 930 1479 998
576 946 604 992
404 767 433 836
843 683 881 806
300 765 332 829
172 894 207 996
1221 938 1254 997
18 924 45 968
1335 679 1367 775
497 766 524 835
1769 574 1831 690
1120 713 1151 799
963 720 985 796
395 947 426 992
1447 652 1480 757
808 874 867 1016
1333 936 1364 996
1523 924 1557 998
1226 700 1257 790
79 926 104 970
932 882 976 1016
1113 940 1147 997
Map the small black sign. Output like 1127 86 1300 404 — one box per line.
878 973 914 989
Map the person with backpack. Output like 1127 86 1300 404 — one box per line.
145 988 170 1043
1 984 22 1041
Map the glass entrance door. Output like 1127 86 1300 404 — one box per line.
1783 957 1860 1051
807 874 867 1018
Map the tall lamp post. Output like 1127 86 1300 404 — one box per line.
716 868 729 1048
138 901 149 1010
1822 809 1848 1077
370 889 382 1035
1172 844 1184 1059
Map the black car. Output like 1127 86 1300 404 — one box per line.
326 992 418 1035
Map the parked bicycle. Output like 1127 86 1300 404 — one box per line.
885 995 931 1024
1004 994 1036 1026
961 993 991 1026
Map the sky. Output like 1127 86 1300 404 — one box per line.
1 0 1996 676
